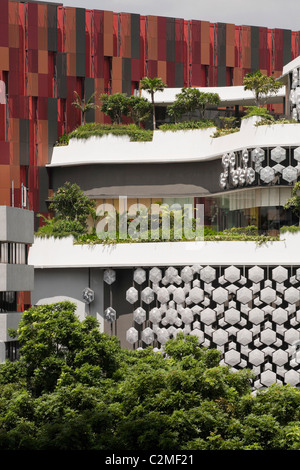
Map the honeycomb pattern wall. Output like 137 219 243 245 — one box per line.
104 265 300 389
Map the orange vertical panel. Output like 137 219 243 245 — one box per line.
0 188 10 205
226 23 235 67
147 16 157 61
103 10 113 56
38 50 48 74
0 165 10 189
0 46 9 70
8 1 19 48
121 13 131 58
10 165 20 188
157 61 167 83
241 26 251 69
65 7 76 54
201 21 210 65
94 77 105 123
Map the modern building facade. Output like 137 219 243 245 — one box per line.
0 0 299 225
0 206 34 362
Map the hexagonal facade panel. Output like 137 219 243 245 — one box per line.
282 166 298 183
200 308 216 325
200 266 216 283
133 307 146 324
272 266 288 283
284 287 300 304
237 286 253 304
260 287 277 304
249 307 264 325
180 266 194 283
270 146 286 163
224 307 241 325
142 327 154 345
149 267 162 284
149 307 162 324
212 286 228 305
173 287 186 304
212 329 229 346
126 287 139 304
224 349 241 367
133 268 147 285
189 286 204 304
224 265 241 283
157 287 170 304
103 268 116 285
248 266 264 283
126 327 139 345
141 287 155 304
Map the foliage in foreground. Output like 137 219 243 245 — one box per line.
1 301 300 450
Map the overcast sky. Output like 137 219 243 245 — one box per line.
46 0 299 31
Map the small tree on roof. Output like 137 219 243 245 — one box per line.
139 77 167 130
243 70 283 107
72 91 98 125
284 181 300 226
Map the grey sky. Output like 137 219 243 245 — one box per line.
46 0 299 31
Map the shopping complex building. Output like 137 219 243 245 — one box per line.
3 0 300 387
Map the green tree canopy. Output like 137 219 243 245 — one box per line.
167 87 220 122
2 303 300 450
128 95 152 127
139 77 167 129
49 182 95 227
243 70 283 107
100 92 130 124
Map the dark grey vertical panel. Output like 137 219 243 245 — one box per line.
217 23 226 68
131 14 140 60
38 167 49 213
122 58 131 96
47 4 57 52
251 26 259 72
217 66 227 86
19 119 29 166
76 8 86 77
56 52 67 99
84 77 95 123
166 18 175 62
174 62 184 87
283 29 291 66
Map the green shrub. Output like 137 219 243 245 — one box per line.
68 123 153 142
159 119 215 131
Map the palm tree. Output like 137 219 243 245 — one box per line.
72 91 98 125
139 77 167 129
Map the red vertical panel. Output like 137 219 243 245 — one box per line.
157 16 166 61
57 6 63 53
175 18 184 63
140 16 145 78
28 2 38 50
166 61 175 87
94 10 104 78
85 10 91 78
147 60 157 78
0 0 8 47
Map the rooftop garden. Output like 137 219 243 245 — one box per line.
36 183 285 245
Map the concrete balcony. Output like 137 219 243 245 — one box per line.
0 264 34 292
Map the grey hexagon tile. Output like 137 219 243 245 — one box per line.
249 349 265 366
162 308 178 325
226 284 239 294
284 370 300 386
272 307 288 324
142 327 154 345
164 267 178 284
180 266 194 283
272 350 289 366
224 307 241 325
189 286 204 304
224 266 241 283
156 328 170 345
237 286 253 304
237 328 253 345
200 266 216 283
260 328 277 345
248 266 264 283
157 287 170 304
133 307 146 324
224 349 241 366
181 308 194 324
192 279 200 288
238 276 247 285
260 287 276 304
126 286 139 304
191 264 202 274
149 267 162 284
149 307 162 324
200 308 216 325
103 268 116 285
202 297 210 307
191 305 202 315
271 146 286 163
272 266 288 283
218 275 226 285
126 327 139 344
173 287 186 304
212 329 229 346
284 328 300 345
134 268 147 285
284 287 300 304
212 286 228 305
260 370 277 387
141 286 155 304
249 307 265 325
282 165 298 183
